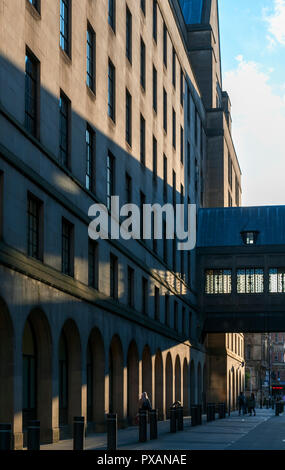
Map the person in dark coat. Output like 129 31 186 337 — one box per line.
238 392 246 415
248 393 256 416
139 392 152 411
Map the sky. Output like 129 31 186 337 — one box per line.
218 0 285 206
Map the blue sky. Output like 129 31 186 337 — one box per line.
218 0 285 206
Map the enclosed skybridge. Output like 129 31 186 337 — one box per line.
197 206 285 334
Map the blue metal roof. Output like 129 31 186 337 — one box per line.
179 0 204 24
197 206 285 247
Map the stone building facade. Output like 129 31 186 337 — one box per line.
0 0 243 449
244 333 269 403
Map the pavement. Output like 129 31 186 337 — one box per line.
40 408 285 451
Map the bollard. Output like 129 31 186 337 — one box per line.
272 401 274 410
139 410 147 443
211 404 216 421
27 420 40 451
275 403 280 416
170 408 176 433
218 403 223 419
206 404 211 422
177 407 184 431
191 406 197 427
149 409 158 440
73 417 85 451
197 405 202 425
266 400 269 409
0 424 12 451
107 413 117 450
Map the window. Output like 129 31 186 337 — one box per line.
187 85 191 123
125 172 132 204
62 218 74 277
163 22 167 67
25 51 39 137
187 142 191 181
235 175 240 207
108 0 116 32
172 109 176 149
269 269 285 293
187 248 191 286
126 89 132 146
241 231 258 245
141 0 146 15
180 68 184 106
172 236 176 272
140 114 145 165
246 345 251 360
60 0 70 55
180 127 184 164
228 153 232 188
110 253 118 300
88 240 98 289
163 220 167 263
174 301 178 332
153 136 157 182
165 294 170 326
195 110 199 144
153 65 157 112
59 91 70 168
182 307 186 334
163 88 167 132
153 0 157 42
154 286 160 321
172 170 176 207
163 154 167 202
107 152 115 211
140 38 146 90
237 268 264 294
126 6 132 63
127 266 134 307
28 0 40 12
172 47 176 87
205 269 232 294
86 125 95 192
189 311 192 337
152 212 157 253
87 24 95 91
142 277 148 315
140 191 146 241
108 59 116 121
228 192 232 207
27 193 43 261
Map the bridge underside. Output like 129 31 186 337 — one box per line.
204 311 285 334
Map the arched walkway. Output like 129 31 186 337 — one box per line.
142 345 152 404
0 298 13 424
190 360 195 405
109 335 124 422
183 359 189 415
166 352 173 418
154 350 163 420
58 319 81 430
87 328 105 430
127 340 139 425
175 356 181 402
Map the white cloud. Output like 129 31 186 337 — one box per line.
224 57 285 206
264 0 285 47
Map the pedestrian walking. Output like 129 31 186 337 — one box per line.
248 393 256 416
238 392 246 415
139 392 152 411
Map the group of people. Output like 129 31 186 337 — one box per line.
237 392 256 416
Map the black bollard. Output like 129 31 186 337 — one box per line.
0 424 12 451
177 406 184 431
275 403 280 416
27 420 40 451
218 403 223 419
73 417 85 451
197 405 202 425
149 409 158 440
191 406 197 426
206 404 211 422
107 413 117 450
211 404 216 421
139 410 147 442
170 408 176 433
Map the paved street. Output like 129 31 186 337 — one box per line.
40 408 285 451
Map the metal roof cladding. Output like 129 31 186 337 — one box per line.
179 0 204 24
197 206 285 247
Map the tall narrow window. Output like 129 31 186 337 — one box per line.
174 301 178 332
127 266 134 308
182 307 186 334
88 240 98 289
107 152 115 211
86 125 95 192
108 0 116 32
187 246 191 286
27 193 43 261
172 47 176 87
140 114 146 165
153 0 157 42
163 88 167 132
141 0 146 15
28 0 40 12
172 170 176 207
163 219 167 263
125 172 132 204
154 286 160 321
60 0 70 55
142 277 148 315
108 59 116 122
173 236 176 272
126 6 132 63
140 191 146 240
25 51 38 137
180 127 184 164
228 153 232 188
172 109 176 149
62 218 74 277
187 142 191 181
110 253 118 300
153 136 157 182
87 24 95 91
187 85 191 124
165 294 170 327
163 22 167 67
59 91 70 168
153 65 157 112
163 154 167 202
126 89 132 146
180 68 184 106
140 38 146 90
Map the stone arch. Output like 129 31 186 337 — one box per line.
154 349 163 420
197 362 202 405
127 340 139 425
58 319 82 430
183 358 189 415
87 327 105 431
166 352 173 418
190 360 195 405
142 345 152 404
0 298 14 425
109 334 124 422
22 308 52 442
175 355 181 402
